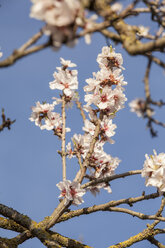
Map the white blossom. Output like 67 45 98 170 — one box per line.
83 14 98 44
142 150 165 193
72 133 91 158
95 68 127 88
29 101 55 128
97 46 124 70
60 57 77 68
56 180 86 205
137 26 149 37
49 59 78 96
41 111 61 130
100 116 117 139
30 0 81 27
43 25 77 49
83 119 96 135
94 154 120 178
30 0 81 49
129 98 153 117
66 142 75 159
84 76 99 92
83 105 98 121
95 86 113 110
111 3 123 13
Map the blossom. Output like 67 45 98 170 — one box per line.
83 105 98 121
29 101 55 127
84 76 99 92
95 68 127 88
84 46 127 114
71 133 91 158
83 119 96 135
29 101 71 132
0 50 2 58
90 86 112 109
30 0 82 49
87 182 112 196
94 154 120 178
76 14 98 44
56 180 86 205
100 116 117 141
137 26 149 37
60 57 77 68
43 25 78 49
41 111 61 130
129 98 145 117
109 87 127 112
129 98 154 117
66 142 75 159
142 150 165 193
97 46 124 71
49 58 78 96
111 3 123 13
30 0 81 27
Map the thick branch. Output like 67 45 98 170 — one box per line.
0 203 90 248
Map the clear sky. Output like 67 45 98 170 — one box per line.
1 1 165 247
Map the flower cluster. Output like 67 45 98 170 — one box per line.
142 150 165 193
49 58 78 97
30 47 127 204
29 58 78 132
30 0 82 48
30 0 100 48
66 46 127 195
84 46 127 112
56 180 86 205
29 101 70 133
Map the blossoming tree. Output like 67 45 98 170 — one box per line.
0 0 165 247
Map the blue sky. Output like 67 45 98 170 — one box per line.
1 1 165 247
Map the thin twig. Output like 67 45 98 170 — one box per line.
61 94 66 181
76 100 86 123
106 206 165 222
47 120 101 229
0 109 15 132
82 170 142 189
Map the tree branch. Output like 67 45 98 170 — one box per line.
0 30 50 67
0 109 15 132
